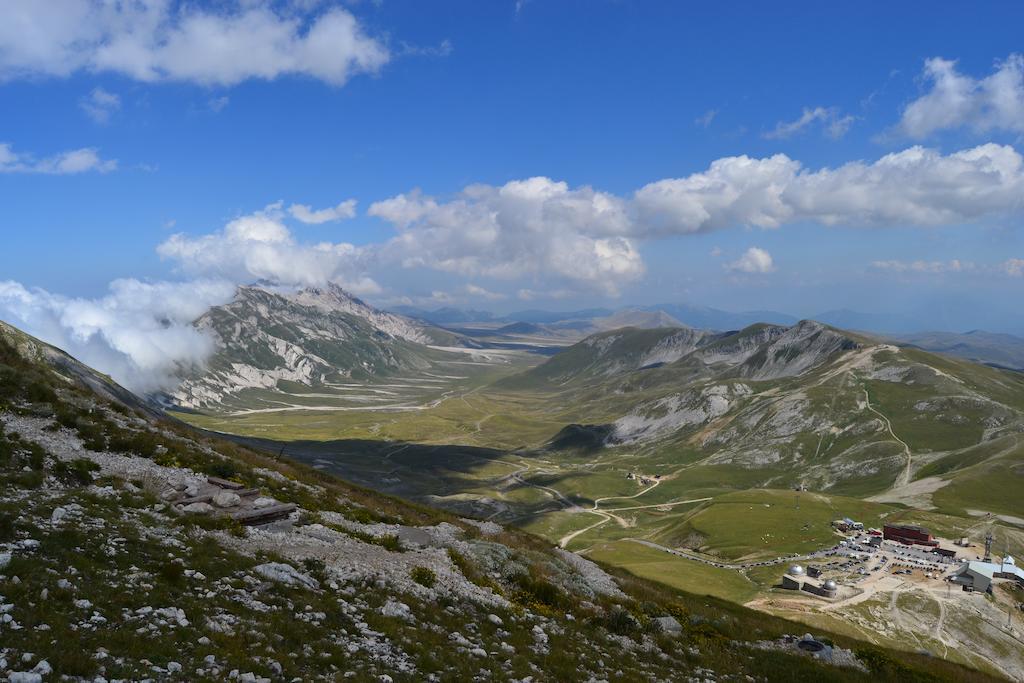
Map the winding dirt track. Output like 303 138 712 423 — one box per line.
862 388 913 488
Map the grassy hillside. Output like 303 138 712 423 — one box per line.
3 322 1006 681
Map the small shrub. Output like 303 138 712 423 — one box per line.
377 534 402 552
53 457 101 486
10 470 45 489
302 557 327 581
107 429 158 458
297 511 323 527
158 561 185 585
410 566 436 588
510 571 564 610
205 459 240 480
605 606 639 636
0 512 15 542
27 441 47 470
447 548 503 594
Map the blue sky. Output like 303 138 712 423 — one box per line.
2 0 1024 384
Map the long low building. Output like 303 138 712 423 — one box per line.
953 556 1024 592
883 523 938 547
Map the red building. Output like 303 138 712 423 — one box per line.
883 524 938 547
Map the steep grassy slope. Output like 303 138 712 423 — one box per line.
3 321 1000 681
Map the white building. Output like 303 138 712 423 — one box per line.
953 556 1024 592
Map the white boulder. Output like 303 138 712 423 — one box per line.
253 563 318 590
213 491 241 508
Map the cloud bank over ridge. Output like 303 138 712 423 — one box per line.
3 142 1024 393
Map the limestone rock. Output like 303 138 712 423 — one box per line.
253 562 318 589
213 491 241 508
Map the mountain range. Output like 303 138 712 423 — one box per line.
395 302 1024 370
165 284 1024 522
3 282 1023 680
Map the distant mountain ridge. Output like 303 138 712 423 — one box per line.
641 303 797 330
389 301 1023 340
890 329 1024 371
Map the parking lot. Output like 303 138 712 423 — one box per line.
793 534 959 588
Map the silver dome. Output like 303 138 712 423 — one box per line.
824 580 838 590
788 564 805 576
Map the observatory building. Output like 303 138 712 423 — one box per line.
781 564 838 598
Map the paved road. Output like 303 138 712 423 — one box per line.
629 538 819 570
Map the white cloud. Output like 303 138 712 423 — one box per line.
157 202 378 293
898 55 1024 138
370 177 644 295
634 143 1024 235
288 199 357 224
0 278 235 393
999 259 1024 277
726 247 774 274
871 259 973 274
765 106 854 139
634 153 801 235
0 143 117 174
79 86 120 123
0 1 389 87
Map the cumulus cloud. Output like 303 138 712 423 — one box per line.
634 143 1024 234
898 55 1024 138
634 154 799 235
871 259 973 274
361 144 1024 296
0 1 389 87
370 177 644 295
157 202 378 293
79 86 120 123
288 199 357 224
726 247 774 274
0 278 235 393
0 143 116 174
765 106 855 139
